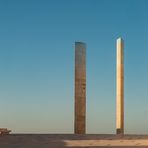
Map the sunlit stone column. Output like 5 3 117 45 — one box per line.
116 38 124 135
74 42 86 134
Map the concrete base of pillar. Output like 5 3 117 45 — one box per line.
116 128 124 135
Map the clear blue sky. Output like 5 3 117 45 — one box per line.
0 0 148 134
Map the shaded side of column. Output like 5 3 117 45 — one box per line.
116 38 124 135
74 42 86 134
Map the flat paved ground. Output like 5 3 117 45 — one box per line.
1 134 148 148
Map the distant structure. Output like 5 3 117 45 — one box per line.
116 38 124 135
74 42 86 134
0 128 11 135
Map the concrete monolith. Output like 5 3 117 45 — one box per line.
74 42 86 134
116 38 124 135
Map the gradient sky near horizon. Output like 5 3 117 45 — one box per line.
0 0 148 134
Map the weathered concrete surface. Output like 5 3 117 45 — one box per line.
74 42 86 134
1 134 148 147
116 38 124 135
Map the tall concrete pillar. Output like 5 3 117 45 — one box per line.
74 42 86 134
116 38 124 135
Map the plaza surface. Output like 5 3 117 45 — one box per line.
1 134 148 147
